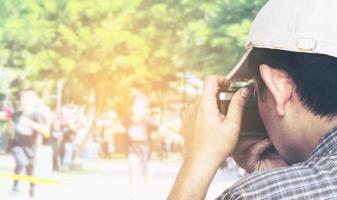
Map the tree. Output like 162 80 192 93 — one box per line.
0 0 268 114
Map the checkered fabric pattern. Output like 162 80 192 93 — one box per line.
217 126 337 200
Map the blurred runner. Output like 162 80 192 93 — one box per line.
123 89 158 199
1 90 49 198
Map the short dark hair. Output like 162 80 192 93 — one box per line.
248 48 337 119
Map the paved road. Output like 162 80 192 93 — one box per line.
0 155 240 200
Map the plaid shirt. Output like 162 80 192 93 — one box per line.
217 126 337 200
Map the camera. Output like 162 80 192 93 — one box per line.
217 80 267 137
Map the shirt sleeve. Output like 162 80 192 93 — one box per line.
146 117 158 132
215 167 294 200
216 190 242 200
216 156 337 200
12 111 21 122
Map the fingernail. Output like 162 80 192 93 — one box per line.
240 88 250 98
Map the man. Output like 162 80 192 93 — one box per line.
1 90 49 198
169 0 337 199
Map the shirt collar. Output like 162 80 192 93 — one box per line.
311 125 337 158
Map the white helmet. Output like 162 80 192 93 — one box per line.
226 0 337 80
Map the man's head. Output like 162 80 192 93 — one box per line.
247 48 337 163
225 0 337 163
20 90 40 114
131 90 149 120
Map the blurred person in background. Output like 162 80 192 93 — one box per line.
50 117 63 171
82 130 101 159
0 90 49 198
159 133 170 162
123 89 158 199
95 117 107 158
0 102 14 153
102 114 114 158
60 123 76 168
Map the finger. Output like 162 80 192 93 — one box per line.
202 75 227 96
234 138 272 170
200 75 228 113
224 87 251 127
234 137 262 155
249 138 273 156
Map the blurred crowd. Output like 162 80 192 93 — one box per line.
0 91 184 171
0 89 245 198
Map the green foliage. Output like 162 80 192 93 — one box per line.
173 0 268 74
0 0 267 113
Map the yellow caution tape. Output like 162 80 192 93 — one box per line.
0 172 61 185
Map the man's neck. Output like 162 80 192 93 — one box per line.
297 114 337 160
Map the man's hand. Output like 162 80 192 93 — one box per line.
233 138 288 173
186 77 251 165
168 76 251 200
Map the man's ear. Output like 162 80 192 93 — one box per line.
259 64 293 116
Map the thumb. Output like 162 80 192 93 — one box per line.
224 87 251 127
249 138 272 157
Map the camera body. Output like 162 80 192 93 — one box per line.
217 80 267 137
